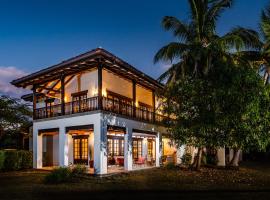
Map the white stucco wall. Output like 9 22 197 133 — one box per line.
136 85 153 106
102 69 133 98
65 70 98 102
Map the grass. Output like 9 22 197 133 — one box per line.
0 161 270 200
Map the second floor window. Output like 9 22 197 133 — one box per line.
71 91 88 113
106 90 132 115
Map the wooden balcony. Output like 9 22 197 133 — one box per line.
34 96 166 124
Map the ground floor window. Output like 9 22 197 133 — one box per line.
73 135 88 165
147 139 154 158
107 136 124 157
132 139 142 160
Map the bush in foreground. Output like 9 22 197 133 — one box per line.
72 164 87 176
44 167 72 184
44 165 88 184
165 162 178 170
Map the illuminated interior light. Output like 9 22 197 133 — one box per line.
102 89 107 97
92 88 98 96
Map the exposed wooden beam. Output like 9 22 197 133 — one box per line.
44 80 61 95
133 80 136 118
37 86 60 93
98 61 103 109
30 63 97 86
60 75 65 115
64 75 75 86
33 85 37 119
152 90 156 123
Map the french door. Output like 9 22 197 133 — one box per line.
73 136 88 165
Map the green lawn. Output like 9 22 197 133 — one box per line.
0 162 270 200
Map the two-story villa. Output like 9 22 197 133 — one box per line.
11 48 185 175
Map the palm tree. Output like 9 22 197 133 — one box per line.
259 3 270 85
155 0 262 170
154 0 262 84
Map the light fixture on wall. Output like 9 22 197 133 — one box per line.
102 89 107 97
92 88 98 96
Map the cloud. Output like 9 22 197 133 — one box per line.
0 66 29 98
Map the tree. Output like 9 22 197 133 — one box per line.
155 0 263 170
154 0 261 82
0 96 32 149
215 65 270 166
163 61 270 169
259 2 270 84
162 59 230 170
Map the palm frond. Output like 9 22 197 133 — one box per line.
218 27 262 51
261 4 270 41
154 42 189 63
158 62 185 83
205 0 233 33
162 16 191 41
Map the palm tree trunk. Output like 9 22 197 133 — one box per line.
229 148 240 167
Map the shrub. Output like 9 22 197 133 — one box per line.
3 150 19 170
19 150 33 169
72 165 87 176
44 167 72 184
0 150 32 171
165 162 177 170
181 153 192 165
0 151 5 170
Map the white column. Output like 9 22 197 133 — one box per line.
217 147 226 166
59 126 68 166
94 117 107 175
155 132 161 167
33 126 42 168
124 127 133 171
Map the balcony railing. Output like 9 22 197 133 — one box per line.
34 96 166 124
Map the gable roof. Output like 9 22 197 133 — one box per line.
11 48 163 90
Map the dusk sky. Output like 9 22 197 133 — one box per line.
0 0 268 97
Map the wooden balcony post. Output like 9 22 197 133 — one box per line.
45 98 48 118
152 90 156 123
132 80 136 118
33 85 37 119
98 61 103 110
60 75 65 115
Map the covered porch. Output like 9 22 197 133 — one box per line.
33 114 162 175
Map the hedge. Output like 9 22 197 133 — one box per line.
0 150 32 171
